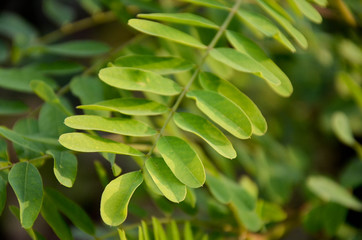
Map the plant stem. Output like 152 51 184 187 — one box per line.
144 0 243 159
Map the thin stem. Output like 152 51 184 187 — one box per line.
145 0 243 159
38 11 118 44
0 154 52 171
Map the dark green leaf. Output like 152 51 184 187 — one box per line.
46 40 110 57
0 175 6 215
43 0 75 25
26 61 84 76
0 99 28 115
8 162 43 229
100 171 143 226
46 188 95 235
0 126 44 153
206 173 231 204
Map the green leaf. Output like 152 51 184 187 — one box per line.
210 48 282 86
236 9 295 52
184 221 193 240
292 0 322 23
26 61 84 76
226 31 293 97
99 67 182 96
45 40 110 57
0 99 28 115
331 112 355 146
59 133 144 156
47 150 77 188
8 162 43 229
338 72 362 110
41 194 72 240
30 80 58 103
157 136 205 188
78 98 168 116
187 90 252 139
256 200 287 223
145 157 187 203
45 188 95 235
113 55 195 75
173 112 236 159
182 0 229 9
310 0 328 7
0 126 44 153
323 203 347 236
200 72 267 135
65 115 157 137
0 175 6 215
167 220 180 240
0 39 9 63
0 68 56 93
100 171 143 226
340 160 362 188
138 13 219 29
118 229 128 240
94 160 109 188
128 19 207 49
307 176 362 211
206 173 231 204
152 217 167 240
255 0 308 48
43 0 75 26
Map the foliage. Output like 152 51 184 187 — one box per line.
0 0 361 239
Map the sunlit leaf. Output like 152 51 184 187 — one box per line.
45 40 110 57
292 0 322 23
255 0 308 48
99 67 182 96
138 13 219 29
45 188 95 235
146 157 187 203
210 48 281 86
152 217 167 240
200 72 267 135
128 19 207 49
47 150 77 188
187 90 252 139
78 98 168 116
236 9 295 52
113 55 195 75
100 171 143 226
173 112 236 159
157 136 205 188
307 176 362 211
65 115 157 137
8 162 43 229
182 0 229 9
59 133 144 156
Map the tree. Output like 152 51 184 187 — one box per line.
0 0 361 239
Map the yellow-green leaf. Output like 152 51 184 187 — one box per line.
292 0 322 23
64 115 157 137
138 13 219 29
99 67 182 96
78 98 168 116
128 19 207 49
157 136 205 188
59 133 144 156
331 112 355 146
226 31 293 97
100 171 143 226
145 157 187 203
173 112 236 159
182 0 230 9
187 90 252 139
200 72 267 135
